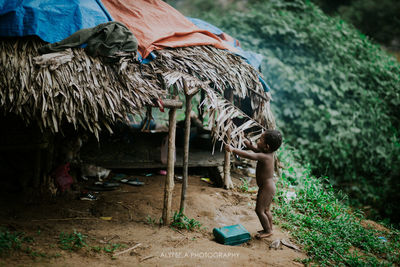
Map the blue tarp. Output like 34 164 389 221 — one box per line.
188 17 263 70
0 0 113 43
188 17 270 92
0 1 270 91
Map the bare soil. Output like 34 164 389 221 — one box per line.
0 172 306 266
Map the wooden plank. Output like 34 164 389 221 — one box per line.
149 99 183 109
83 150 224 169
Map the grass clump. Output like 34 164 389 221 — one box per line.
102 243 126 254
0 228 34 256
145 215 157 226
273 144 400 266
171 211 202 231
0 229 23 254
58 230 88 251
239 178 249 192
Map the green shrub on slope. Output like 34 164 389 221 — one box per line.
275 144 400 266
201 0 400 223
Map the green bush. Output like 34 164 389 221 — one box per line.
275 144 400 266
312 0 400 46
194 0 400 223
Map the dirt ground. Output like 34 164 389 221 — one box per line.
0 170 306 267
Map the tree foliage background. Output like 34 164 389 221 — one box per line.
169 0 400 224
311 0 400 47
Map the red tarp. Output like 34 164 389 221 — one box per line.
102 0 232 58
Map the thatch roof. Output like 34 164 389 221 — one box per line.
0 36 275 147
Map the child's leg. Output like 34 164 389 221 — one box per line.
266 179 276 231
266 210 273 231
256 180 276 239
255 187 273 237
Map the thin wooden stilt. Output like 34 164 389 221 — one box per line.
162 107 177 225
224 91 234 189
179 94 193 213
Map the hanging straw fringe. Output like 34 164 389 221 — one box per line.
202 86 265 150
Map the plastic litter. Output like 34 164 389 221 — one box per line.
378 236 387 242
201 177 213 184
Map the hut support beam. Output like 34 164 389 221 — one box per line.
150 98 182 225
179 90 196 213
162 107 177 225
224 91 234 189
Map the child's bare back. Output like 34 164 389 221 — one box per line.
226 130 282 239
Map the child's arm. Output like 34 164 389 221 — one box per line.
244 139 259 152
225 145 264 161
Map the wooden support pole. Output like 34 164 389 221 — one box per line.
162 107 177 225
224 91 234 189
180 93 193 213
149 99 183 109
224 141 233 189
198 89 205 123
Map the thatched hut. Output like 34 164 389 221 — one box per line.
0 0 275 223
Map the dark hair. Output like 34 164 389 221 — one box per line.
262 129 282 152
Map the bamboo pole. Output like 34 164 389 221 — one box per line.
224 90 234 189
179 93 193 213
162 107 177 225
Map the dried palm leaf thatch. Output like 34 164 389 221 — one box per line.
159 70 273 150
0 37 165 139
151 46 275 128
0 36 275 144
151 46 267 99
201 85 266 151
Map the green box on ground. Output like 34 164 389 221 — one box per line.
213 224 251 246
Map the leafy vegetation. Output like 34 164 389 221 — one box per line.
145 215 158 226
172 0 400 224
171 211 202 231
274 144 400 266
312 0 400 46
58 230 88 251
0 228 31 255
239 177 249 192
0 228 51 258
102 243 126 254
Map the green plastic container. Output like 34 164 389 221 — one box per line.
213 224 251 246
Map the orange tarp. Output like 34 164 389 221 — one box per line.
101 0 232 58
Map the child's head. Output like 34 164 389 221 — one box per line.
257 129 282 153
